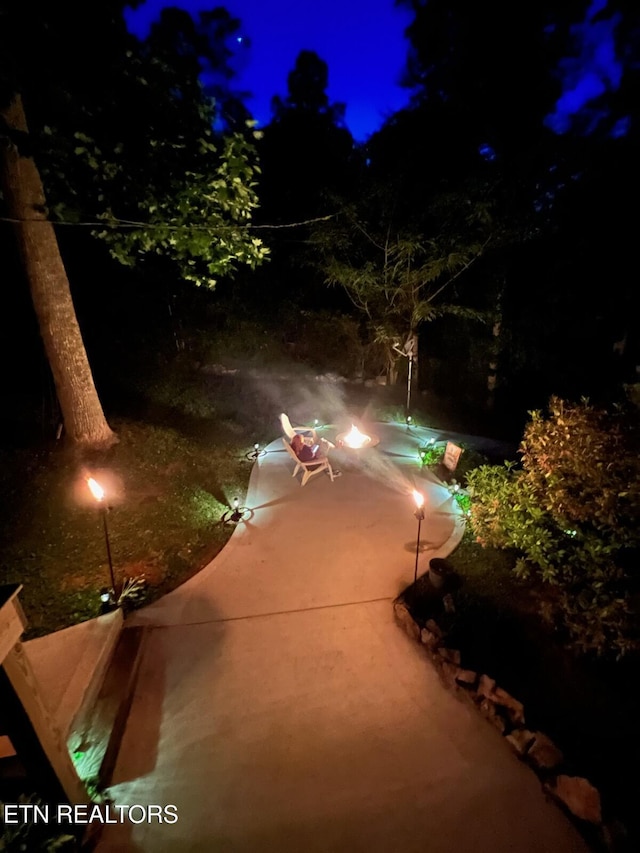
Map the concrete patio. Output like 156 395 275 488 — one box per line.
55 422 589 852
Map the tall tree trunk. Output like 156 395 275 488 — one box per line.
1 94 116 449
486 289 504 411
386 351 398 386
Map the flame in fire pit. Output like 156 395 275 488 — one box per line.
344 424 371 449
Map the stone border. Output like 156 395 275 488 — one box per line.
393 597 630 852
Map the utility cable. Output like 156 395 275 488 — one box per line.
0 211 338 231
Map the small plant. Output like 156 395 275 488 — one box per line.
1 794 78 851
116 574 148 609
453 490 471 514
419 442 444 467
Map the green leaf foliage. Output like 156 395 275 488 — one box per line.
90 126 269 287
307 181 495 380
467 397 640 658
2 3 269 289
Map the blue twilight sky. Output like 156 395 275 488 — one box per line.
545 0 625 136
125 0 415 142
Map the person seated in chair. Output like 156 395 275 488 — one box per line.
291 434 341 475
290 433 325 463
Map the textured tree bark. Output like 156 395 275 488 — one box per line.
486 317 501 411
1 94 117 448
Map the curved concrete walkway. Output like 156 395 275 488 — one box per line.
96 423 591 852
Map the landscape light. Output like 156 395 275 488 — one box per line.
248 441 265 460
224 495 247 524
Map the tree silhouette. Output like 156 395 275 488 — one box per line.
1 2 267 447
252 50 361 310
1 93 116 448
309 182 493 386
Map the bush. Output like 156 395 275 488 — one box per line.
418 442 445 467
467 397 640 659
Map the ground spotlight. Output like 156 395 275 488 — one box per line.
247 442 266 460
222 496 248 524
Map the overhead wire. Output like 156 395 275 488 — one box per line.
0 212 338 231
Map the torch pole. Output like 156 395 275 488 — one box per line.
101 506 117 594
414 510 423 583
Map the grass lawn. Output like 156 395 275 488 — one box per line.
0 417 253 637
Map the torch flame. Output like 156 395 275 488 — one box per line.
412 489 424 509
344 424 371 449
87 477 105 502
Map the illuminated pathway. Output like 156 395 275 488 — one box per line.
96 423 591 852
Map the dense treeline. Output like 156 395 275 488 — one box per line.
1 0 639 444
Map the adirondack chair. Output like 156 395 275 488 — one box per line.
279 412 317 444
282 438 334 486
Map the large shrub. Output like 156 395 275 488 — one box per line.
467 397 640 658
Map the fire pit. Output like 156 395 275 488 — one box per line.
335 424 380 449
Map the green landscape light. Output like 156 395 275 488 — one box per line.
99 586 116 613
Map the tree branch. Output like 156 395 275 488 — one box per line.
428 234 492 303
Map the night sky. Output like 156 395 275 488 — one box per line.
124 0 415 142
125 0 630 142
545 0 626 135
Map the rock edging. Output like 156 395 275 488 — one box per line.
393 598 629 852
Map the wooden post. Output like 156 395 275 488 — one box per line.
0 585 91 806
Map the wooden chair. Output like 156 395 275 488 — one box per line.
279 413 317 444
282 438 334 487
